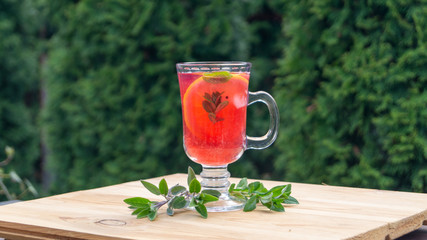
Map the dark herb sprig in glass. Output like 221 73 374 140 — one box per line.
124 167 221 220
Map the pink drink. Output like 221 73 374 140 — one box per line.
178 72 250 166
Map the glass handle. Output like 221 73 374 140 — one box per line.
246 91 279 150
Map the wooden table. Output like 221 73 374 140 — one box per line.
0 174 426 240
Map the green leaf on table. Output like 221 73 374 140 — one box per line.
270 201 285 212
171 185 187 195
189 178 201 193
159 178 168 195
230 191 246 201
260 192 273 204
199 193 219 204
167 206 174 216
132 208 142 215
187 166 196 186
261 200 272 208
172 196 187 209
188 198 197 208
148 209 158 221
136 207 151 219
281 184 291 195
132 205 149 215
253 186 268 195
195 203 208 219
283 196 299 204
263 185 284 197
229 183 236 192
236 178 248 190
271 185 291 200
124 197 151 208
141 180 161 195
248 181 263 193
243 195 258 212
201 189 221 198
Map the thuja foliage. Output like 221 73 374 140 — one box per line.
0 0 40 181
32 0 427 194
0 146 38 201
274 0 427 192
43 0 283 193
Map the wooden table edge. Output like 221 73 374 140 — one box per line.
0 220 131 240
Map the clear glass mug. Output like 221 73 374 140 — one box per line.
176 62 279 212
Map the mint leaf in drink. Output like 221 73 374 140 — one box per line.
202 100 216 113
202 71 232 84
202 91 228 124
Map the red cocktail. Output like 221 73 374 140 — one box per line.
178 72 249 166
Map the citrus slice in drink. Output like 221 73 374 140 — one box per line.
182 73 249 142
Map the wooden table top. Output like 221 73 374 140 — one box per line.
0 174 426 240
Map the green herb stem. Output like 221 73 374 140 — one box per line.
124 168 299 220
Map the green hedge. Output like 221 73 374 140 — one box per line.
0 0 40 194
3 0 425 194
274 0 427 192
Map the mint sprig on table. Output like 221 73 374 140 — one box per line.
229 178 299 212
124 167 220 220
124 167 299 220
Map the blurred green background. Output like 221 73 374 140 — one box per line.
0 0 426 199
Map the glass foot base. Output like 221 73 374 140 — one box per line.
197 165 245 212
204 193 245 212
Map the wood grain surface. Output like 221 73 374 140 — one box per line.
0 174 426 240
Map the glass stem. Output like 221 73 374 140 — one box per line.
200 165 230 196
